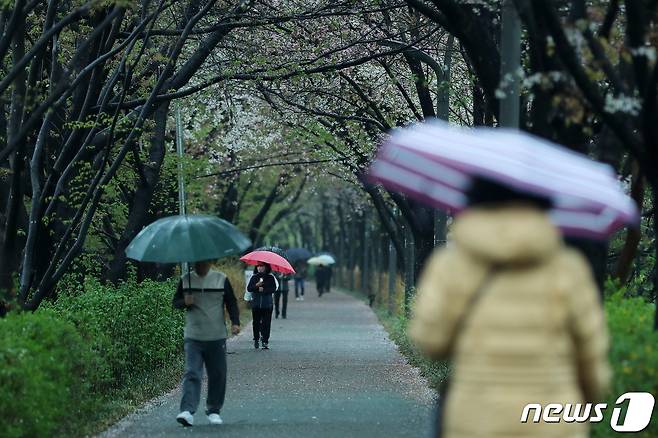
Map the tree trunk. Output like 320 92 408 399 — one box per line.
107 101 170 284
650 177 658 331
614 165 644 283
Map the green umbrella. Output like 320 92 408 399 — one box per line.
125 215 251 263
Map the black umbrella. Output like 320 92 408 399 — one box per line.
286 247 312 263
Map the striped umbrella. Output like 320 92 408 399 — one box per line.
367 121 639 239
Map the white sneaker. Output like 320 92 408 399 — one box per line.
295 297 301 301
176 411 194 427
208 413 223 425
300 296 304 301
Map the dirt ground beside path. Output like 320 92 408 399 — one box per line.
99 283 435 438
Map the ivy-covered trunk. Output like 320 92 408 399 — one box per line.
107 102 170 284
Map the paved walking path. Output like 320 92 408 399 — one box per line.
100 284 434 437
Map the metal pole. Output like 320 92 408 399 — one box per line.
175 103 188 275
499 0 521 128
175 104 187 215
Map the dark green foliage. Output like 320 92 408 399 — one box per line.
51 277 184 385
593 290 658 437
0 278 185 437
0 310 101 438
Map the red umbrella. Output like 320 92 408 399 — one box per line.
240 250 296 274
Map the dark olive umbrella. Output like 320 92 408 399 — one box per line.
286 247 312 263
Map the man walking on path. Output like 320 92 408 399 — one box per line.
172 260 241 427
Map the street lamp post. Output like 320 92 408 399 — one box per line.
175 103 188 274
175 103 187 216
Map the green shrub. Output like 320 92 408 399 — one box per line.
51 277 184 386
593 291 658 437
0 310 101 438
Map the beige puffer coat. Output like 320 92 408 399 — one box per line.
410 206 611 438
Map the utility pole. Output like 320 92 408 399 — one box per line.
175 104 188 274
175 104 187 215
499 0 521 128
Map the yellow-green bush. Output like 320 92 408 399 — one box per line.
592 290 658 437
51 277 184 385
0 310 101 437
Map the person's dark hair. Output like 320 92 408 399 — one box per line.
466 176 552 210
253 263 272 274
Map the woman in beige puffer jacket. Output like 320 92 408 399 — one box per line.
410 204 611 438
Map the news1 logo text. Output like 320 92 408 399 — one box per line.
521 392 655 432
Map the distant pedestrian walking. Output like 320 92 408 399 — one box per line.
325 265 332 293
173 260 241 427
294 263 307 301
247 263 277 349
275 273 291 318
315 265 329 297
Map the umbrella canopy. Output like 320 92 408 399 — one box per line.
308 255 335 265
367 121 639 239
286 247 312 263
307 257 322 266
255 246 289 260
240 251 296 274
126 215 251 263
315 254 336 265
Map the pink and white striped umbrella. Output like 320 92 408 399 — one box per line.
367 121 639 239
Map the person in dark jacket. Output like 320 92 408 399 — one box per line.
274 273 291 319
247 262 277 349
172 260 240 427
315 264 328 297
325 266 332 293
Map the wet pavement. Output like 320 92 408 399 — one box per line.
99 284 434 438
